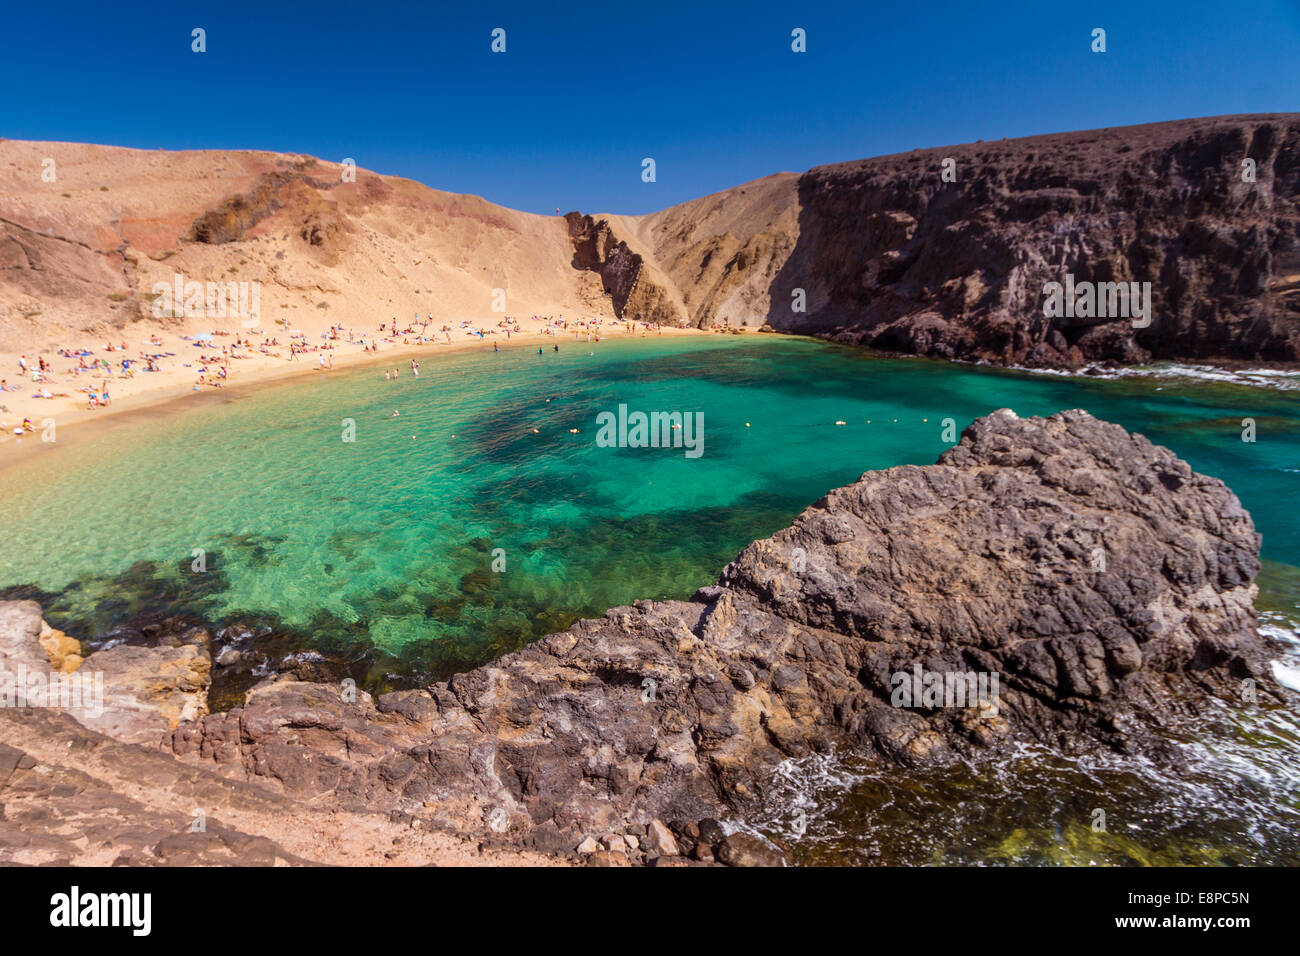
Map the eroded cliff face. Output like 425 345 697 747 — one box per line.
1 411 1284 864
625 173 801 329
784 115 1300 366
630 114 1300 367
563 212 685 325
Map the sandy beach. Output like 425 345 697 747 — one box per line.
0 138 728 462
0 313 711 459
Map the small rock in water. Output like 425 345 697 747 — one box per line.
697 818 725 844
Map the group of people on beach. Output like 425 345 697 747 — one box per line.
14 349 127 409
2 304 689 442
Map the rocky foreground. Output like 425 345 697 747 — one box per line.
0 410 1286 865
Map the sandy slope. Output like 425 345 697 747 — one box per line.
609 172 801 328
0 140 673 446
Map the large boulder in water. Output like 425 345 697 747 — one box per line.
717 407 1266 759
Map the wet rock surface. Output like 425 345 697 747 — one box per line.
0 410 1285 862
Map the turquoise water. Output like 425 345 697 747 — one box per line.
1 335 1297 679
1 334 1297 864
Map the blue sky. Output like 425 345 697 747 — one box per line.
2 1 1298 214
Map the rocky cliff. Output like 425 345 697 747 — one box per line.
630 114 1300 367
0 410 1285 865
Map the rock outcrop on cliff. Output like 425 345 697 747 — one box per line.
0 411 1281 863
563 212 686 326
614 172 801 329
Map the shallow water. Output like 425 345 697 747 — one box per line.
1 335 1297 864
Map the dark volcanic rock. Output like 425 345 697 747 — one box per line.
148 409 1278 842
565 212 644 317
718 408 1267 758
767 115 1300 366
638 115 1300 367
